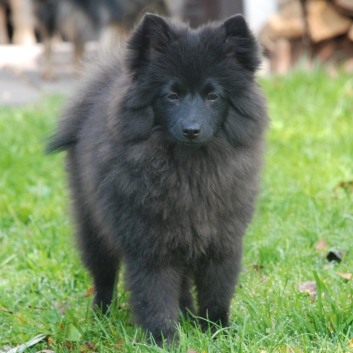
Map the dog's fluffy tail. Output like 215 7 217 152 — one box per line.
45 132 77 154
45 101 88 154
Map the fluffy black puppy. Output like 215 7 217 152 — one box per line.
47 13 269 346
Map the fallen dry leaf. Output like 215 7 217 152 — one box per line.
1 307 13 314
65 342 75 350
336 272 352 280
79 341 96 353
16 314 26 323
82 342 95 350
250 264 265 272
299 281 317 300
81 287 94 298
47 337 54 346
337 180 353 193
315 239 327 251
57 302 70 316
35 350 55 353
115 338 124 352
28 306 46 310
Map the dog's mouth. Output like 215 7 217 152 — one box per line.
177 140 206 148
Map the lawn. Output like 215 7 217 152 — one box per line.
0 69 352 352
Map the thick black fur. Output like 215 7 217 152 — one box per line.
47 13 269 346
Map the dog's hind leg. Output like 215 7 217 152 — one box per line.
78 223 120 313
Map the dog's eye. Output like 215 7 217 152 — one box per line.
167 93 179 101
207 93 219 102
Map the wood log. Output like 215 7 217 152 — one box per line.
312 36 353 63
258 0 305 51
344 58 353 73
9 0 36 45
270 38 292 74
306 0 352 43
348 24 353 42
314 39 337 61
333 0 353 17
0 5 9 44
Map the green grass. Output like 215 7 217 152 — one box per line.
1 69 353 352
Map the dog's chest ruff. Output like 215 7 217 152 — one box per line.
136 148 239 249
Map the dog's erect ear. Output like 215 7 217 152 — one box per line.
223 14 261 72
224 14 250 40
127 13 172 77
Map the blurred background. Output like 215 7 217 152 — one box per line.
0 0 353 104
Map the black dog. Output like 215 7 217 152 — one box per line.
47 13 269 346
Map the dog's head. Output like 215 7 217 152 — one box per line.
121 13 265 148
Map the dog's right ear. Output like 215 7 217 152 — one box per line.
127 13 173 78
223 14 261 72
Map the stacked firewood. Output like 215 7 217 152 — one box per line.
259 0 353 73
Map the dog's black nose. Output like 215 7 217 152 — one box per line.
182 123 201 140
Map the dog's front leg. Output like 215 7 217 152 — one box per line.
126 260 181 347
195 249 242 332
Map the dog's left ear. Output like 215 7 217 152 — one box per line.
223 14 261 72
127 13 173 78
